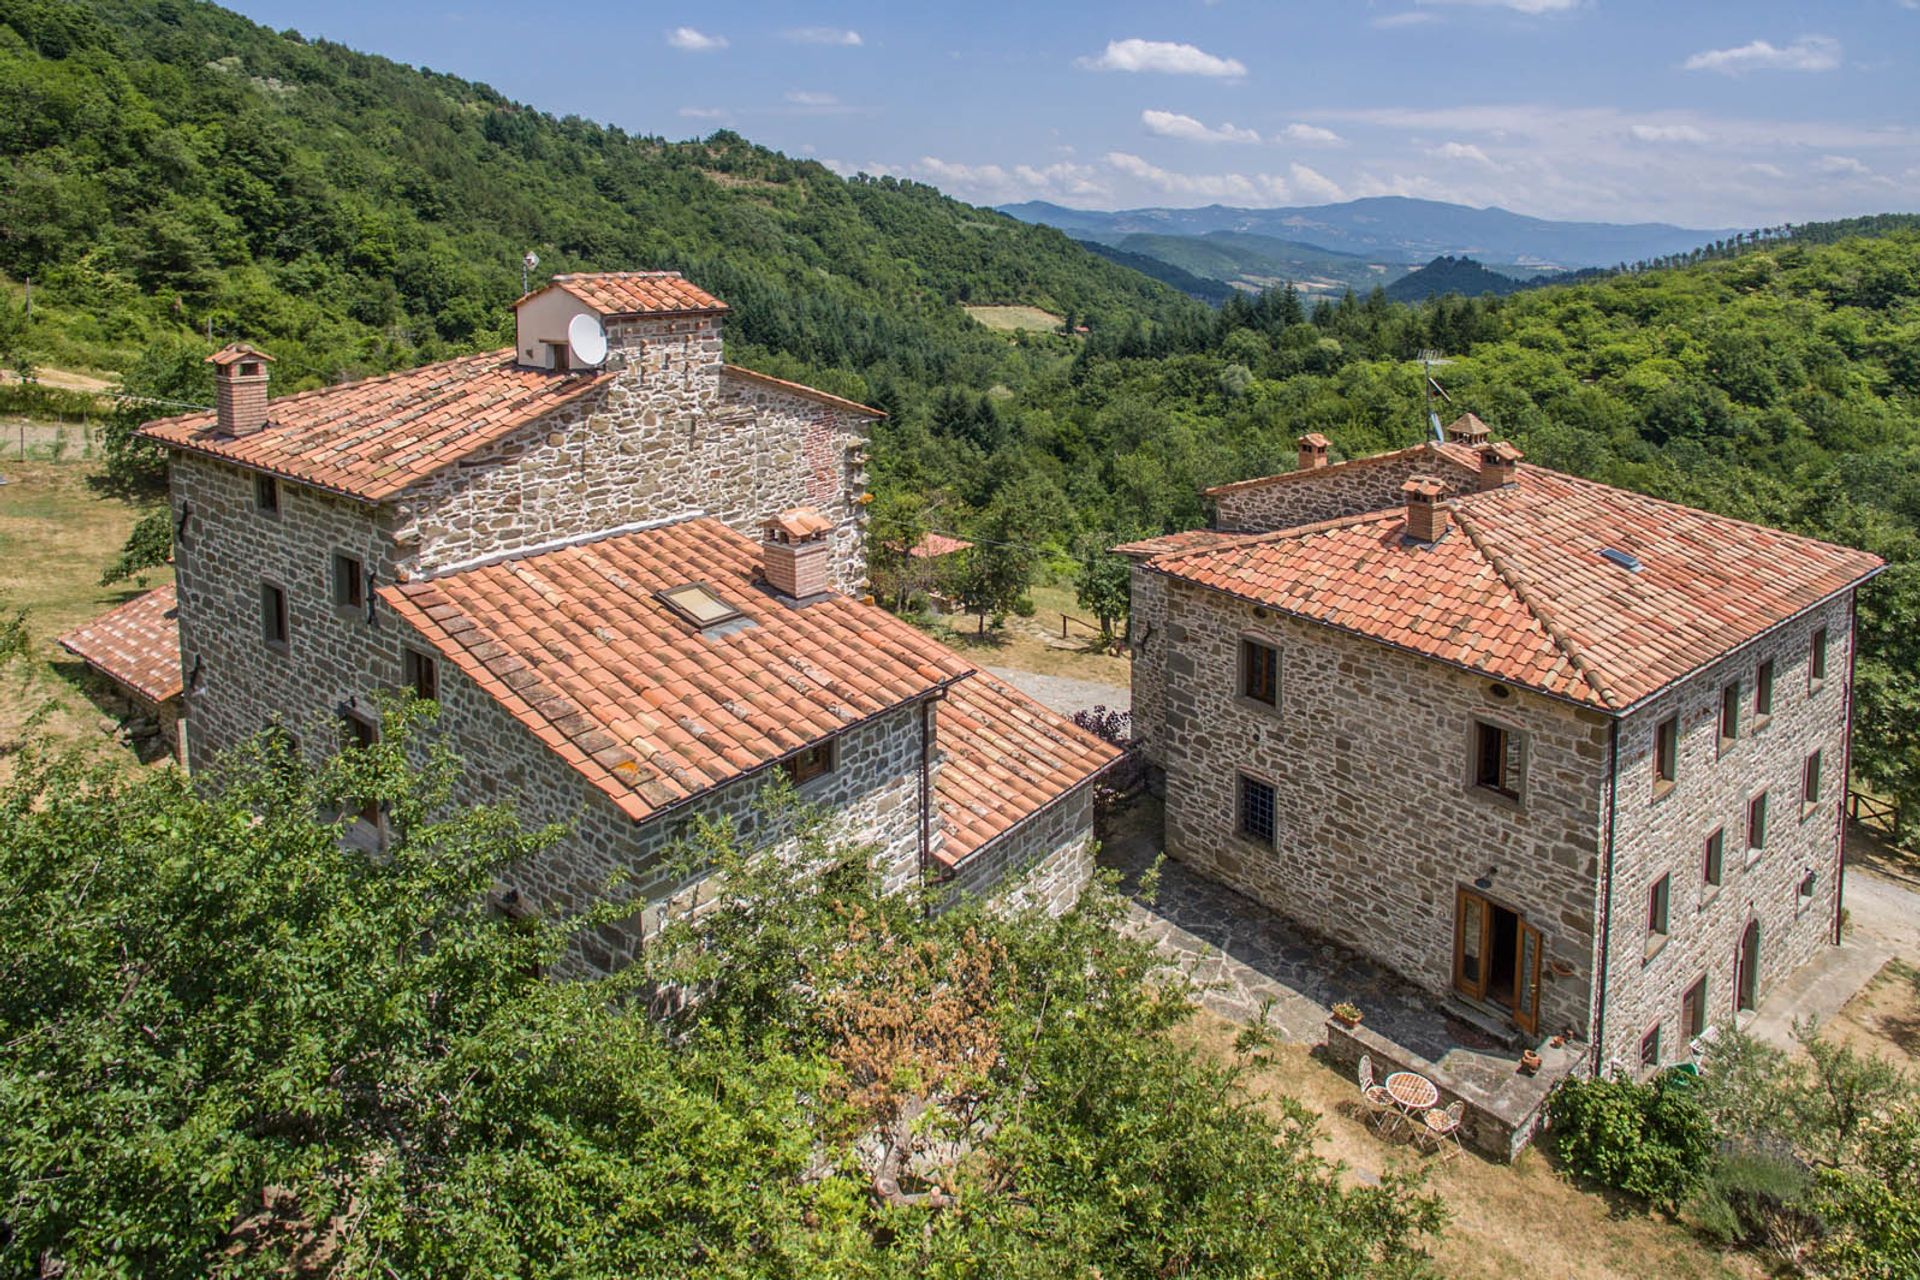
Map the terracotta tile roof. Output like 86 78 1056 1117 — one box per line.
721 365 886 418
58 584 182 705
1110 529 1259 559
378 517 975 821
206 342 272 367
934 671 1122 867
909 532 974 559
517 271 729 317
139 349 614 502
1148 465 1884 712
765 506 835 540
1203 440 1482 498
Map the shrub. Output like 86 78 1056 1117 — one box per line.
1686 1144 1821 1262
1548 1071 1716 1210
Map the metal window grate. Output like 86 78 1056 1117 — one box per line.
1238 775 1276 845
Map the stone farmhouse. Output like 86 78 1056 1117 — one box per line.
1120 417 1883 1074
87 272 1117 974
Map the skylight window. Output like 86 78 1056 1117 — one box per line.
658 582 743 629
1599 548 1644 573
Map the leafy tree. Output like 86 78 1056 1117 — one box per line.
0 705 1448 1277
1074 536 1132 647
947 482 1046 634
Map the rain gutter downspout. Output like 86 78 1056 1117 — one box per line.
1833 593 1861 946
1591 715 1621 1075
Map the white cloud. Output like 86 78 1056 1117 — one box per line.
1416 0 1580 12
784 27 862 46
677 106 731 120
1683 35 1841 74
1372 11 1437 27
1817 154 1871 176
667 26 727 52
1141 110 1260 144
1104 151 1291 202
914 157 1107 202
1434 141 1499 168
1630 123 1710 144
1743 162 1787 179
785 90 839 106
1076 38 1247 78
1280 122 1344 146
1288 163 1345 202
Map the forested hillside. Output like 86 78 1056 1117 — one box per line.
876 234 1920 823
0 0 1200 392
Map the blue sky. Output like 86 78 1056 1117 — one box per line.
225 0 1919 228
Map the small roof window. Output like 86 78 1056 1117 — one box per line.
1599 547 1644 573
658 582 743 629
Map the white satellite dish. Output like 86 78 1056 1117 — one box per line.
567 312 608 367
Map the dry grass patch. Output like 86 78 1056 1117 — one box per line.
1826 958 1920 1063
962 305 1063 333
0 456 169 770
1179 1013 1758 1280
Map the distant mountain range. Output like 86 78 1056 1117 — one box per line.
1000 196 1733 273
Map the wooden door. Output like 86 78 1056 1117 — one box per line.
1454 888 1489 1001
1514 920 1543 1036
1735 919 1760 1012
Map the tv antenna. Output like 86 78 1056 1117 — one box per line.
521 250 540 295
1418 349 1453 443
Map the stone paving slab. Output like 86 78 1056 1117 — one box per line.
984 667 1129 718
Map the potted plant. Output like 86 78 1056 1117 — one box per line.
1331 1001 1363 1028
1518 1048 1542 1075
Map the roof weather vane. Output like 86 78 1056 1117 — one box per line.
522 250 540 295
1418 349 1453 443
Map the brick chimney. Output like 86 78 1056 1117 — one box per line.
1297 432 1330 470
762 506 834 599
1478 441 1524 490
206 343 273 437
1401 475 1450 543
1444 413 1490 447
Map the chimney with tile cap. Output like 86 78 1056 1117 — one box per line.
206 342 273 437
1402 475 1450 543
1297 432 1330 471
762 506 834 599
1444 412 1491 447
1478 440 1524 490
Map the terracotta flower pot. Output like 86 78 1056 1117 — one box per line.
1519 1050 1542 1075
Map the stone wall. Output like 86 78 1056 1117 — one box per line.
170 455 399 771
392 317 870 592
1148 572 1607 1042
394 617 935 974
1592 595 1855 1070
1211 445 1478 533
1126 567 1171 771
939 784 1098 917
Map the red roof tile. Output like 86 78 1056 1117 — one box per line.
1149 465 1883 712
139 349 614 502
934 672 1121 867
58 585 182 704
1110 529 1259 559
206 342 273 367
1203 440 1482 498
765 507 835 540
378 518 975 821
516 272 729 317
909 532 974 559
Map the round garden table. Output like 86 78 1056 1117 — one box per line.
1383 1071 1439 1133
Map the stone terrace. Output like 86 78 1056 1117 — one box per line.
1100 802 1581 1160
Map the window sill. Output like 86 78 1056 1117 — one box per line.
1233 694 1282 718
1800 801 1823 823
1750 714 1773 735
263 641 289 656
1716 736 1736 759
1466 783 1524 813
1651 778 1677 803
1643 933 1669 965
1698 886 1721 911
1745 847 1765 869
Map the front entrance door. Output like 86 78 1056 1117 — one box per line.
1735 919 1760 1012
1454 888 1543 1035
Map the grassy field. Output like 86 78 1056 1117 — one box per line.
962 304 1064 333
921 581 1131 688
1181 1015 1760 1280
0 455 169 770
